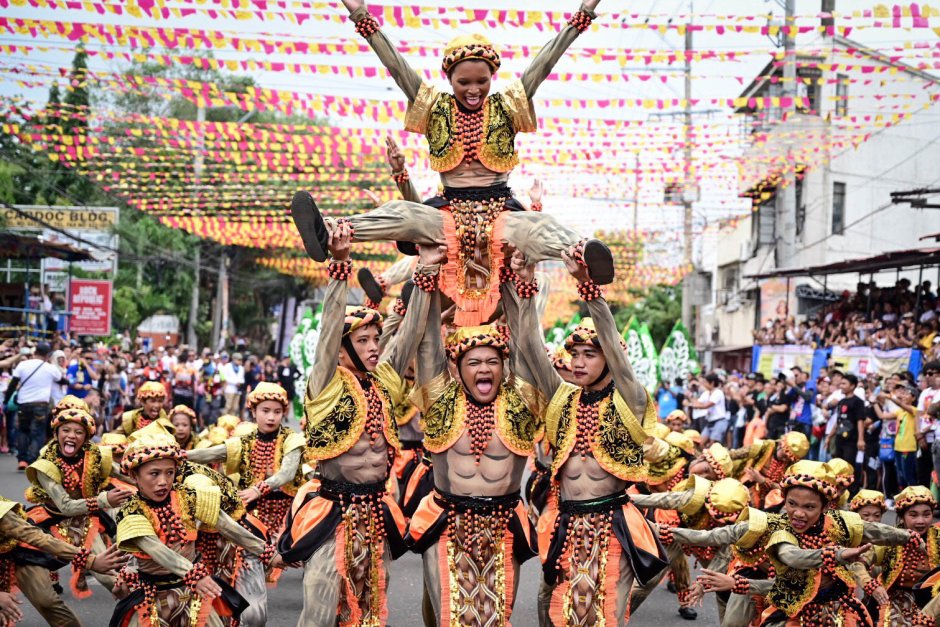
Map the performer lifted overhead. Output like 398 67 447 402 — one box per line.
292 0 614 326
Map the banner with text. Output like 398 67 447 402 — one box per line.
830 346 913 378
68 278 112 335
755 345 815 379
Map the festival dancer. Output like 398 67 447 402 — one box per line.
505 250 666 626
292 0 615 328
168 405 202 450
828 457 855 509
629 477 750 620
111 431 287 627
401 290 544 625
0 494 127 627
186 382 304 626
690 441 734 481
872 486 940 625
25 406 131 599
114 381 170 436
730 431 810 508
279 224 440 626
665 409 689 432
660 461 918 626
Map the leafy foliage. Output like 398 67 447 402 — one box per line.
612 284 682 349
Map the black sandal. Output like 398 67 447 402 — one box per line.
358 267 386 304
290 191 329 262
582 239 615 285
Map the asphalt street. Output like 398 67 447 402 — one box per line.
1 453 720 626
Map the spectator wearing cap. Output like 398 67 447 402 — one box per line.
3 342 66 469
219 352 245 416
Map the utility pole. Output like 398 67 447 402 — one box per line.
680 8 695 331
186 104 204 348
776 0 798 267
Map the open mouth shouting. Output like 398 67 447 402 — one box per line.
61 438 80 456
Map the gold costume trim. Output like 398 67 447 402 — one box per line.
737 507 769 550
224 437 243 477
115 513 156 552
677 475 710 518
403 81 438 135
500 79 537 133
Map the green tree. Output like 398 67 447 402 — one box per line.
612 284 682 348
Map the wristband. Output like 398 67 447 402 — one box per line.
412 271 438 293
567 9 594 33
658 526 675 546
354 14 379 38
732 574 750 595
256 482 272 498
71 548 91 572
85 497 100 514
576 280 603 301
530 201 543 212
392 298 407 317
328 259 352 281
499 265 517 285
183 562 210 591
515 278 539 299
260 542 278 566
392 170 410 185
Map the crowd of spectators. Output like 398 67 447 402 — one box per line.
0 336 302 470
657 359 940 506
753 279 940 357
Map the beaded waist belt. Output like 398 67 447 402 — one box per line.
559 491 631 515
318 477 386 501
434 488 520 513
442 184 512 203
400 440 424 451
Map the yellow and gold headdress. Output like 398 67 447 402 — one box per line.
52 394 90 418
705 478 750 523
780 431 810 463
781 460 838 501
701 442 733 480
441 34 501 74
895 486 937 513
849 489 886 513
827 457 854 490
136 381 166 402
169 405 196 422
343 305 383 337
120 432 184 475
246 381 289 411
666 430 696 456
50 407 95 435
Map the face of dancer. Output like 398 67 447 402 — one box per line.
57 422 87 457
856 504 884 523
170 413 192 446
448 60 493 111
783 487 825 533
254 400 284 434
902 504 934 535
458 346 503 404
143 396 164 420
689 459 718 480
339 324 380 374
134 458 177 502
569 344 608 389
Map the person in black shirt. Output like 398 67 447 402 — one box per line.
765 378 790 439
832 373 867 492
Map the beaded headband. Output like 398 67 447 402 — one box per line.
343 305 383 337
441 35 501 74
170 405 197 422
564 317 628 352
549 346 572 371
781 473 838 501
705 478 750 521
701 443 732 480
895 486 937 512
849 490 887 512
51 407 95 435
445 325 509 361
780 431 810 462
121 434 184 475
52 394 90 418
137 381 166 401
246 382 289 411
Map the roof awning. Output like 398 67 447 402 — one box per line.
0 233 94 262
745 247 940 280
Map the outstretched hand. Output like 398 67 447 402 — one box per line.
386 136 405 172
839 543 873 564
328 221 353 262
528 179 543 204
697 569 735 593
561 246 589 283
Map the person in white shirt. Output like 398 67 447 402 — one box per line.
3 342 65 468
219 352 245 416
918 360 940 490
687 373 728 446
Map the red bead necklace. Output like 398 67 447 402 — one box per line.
574 401 600 459
465 400 496 464
363 383 386 444
454 105 484 163
151 500 189 546
250 436 278 483
57 455 84 494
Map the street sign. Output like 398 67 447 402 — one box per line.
68 278 112 336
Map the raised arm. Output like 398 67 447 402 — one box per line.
563 248 648 418
381 252 443 376
386 136 422 203
520 1 600 98
415 287 447 389
508 251 563 399
343 0 423 102
307 223 353 399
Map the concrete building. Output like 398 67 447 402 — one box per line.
699 31 940 370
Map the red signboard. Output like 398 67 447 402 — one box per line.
68 279 112 336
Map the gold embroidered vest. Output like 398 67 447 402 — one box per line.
26 443 112 506
303 362 403 461
421 379 541 456
546 382 657 482
0 498 25 554
225 426 306 497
